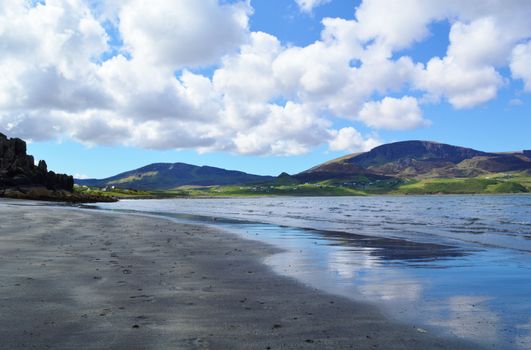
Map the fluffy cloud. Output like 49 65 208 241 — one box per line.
295 0 331 13
353 0 444 52
351 1 531 109
0 111 68 142
414 17 509 108
232 102 331 155
0 0 110 111
511 41 531 91
214 32 281 106
1 0 531 156
118 0 251 68
329 127 380 153
416 57 503 109
358 97 429 130
446 18 512 67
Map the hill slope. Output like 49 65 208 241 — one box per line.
76 163 273 190
304 141 531 179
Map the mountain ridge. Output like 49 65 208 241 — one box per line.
301 140 530 180
76 162 273 190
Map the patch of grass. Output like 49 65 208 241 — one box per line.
74 185 153 198
485 181 528 193
107 171 158 185
294 176 409 194
395 177 529 194
480 171 531 191
173 183 366 197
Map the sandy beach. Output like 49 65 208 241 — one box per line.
0 200 482 349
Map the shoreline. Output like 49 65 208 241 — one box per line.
0 200 483 349
106 191 531 201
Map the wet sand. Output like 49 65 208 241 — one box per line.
0 200 481 349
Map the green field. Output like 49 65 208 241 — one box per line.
74 186 153 198
394 177 528 194
184 183 366 197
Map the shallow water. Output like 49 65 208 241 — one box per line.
96 195 531 349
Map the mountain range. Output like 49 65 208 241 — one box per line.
75 140 530 193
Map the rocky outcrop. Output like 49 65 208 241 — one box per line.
0 133 74 192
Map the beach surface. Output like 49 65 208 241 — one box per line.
0 200 481 349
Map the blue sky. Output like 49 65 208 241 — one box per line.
1 0 530 178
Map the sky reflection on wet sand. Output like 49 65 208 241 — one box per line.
258 227 531 350
97 195 531 349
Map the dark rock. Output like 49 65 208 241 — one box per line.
0 132 74 192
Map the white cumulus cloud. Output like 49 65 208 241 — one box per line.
329 127 381 153
511 41 531 92
295 0 331 13
1 0 531 156
358 96 429 130
118 0 251 68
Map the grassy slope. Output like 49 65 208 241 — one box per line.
393 173 529 195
